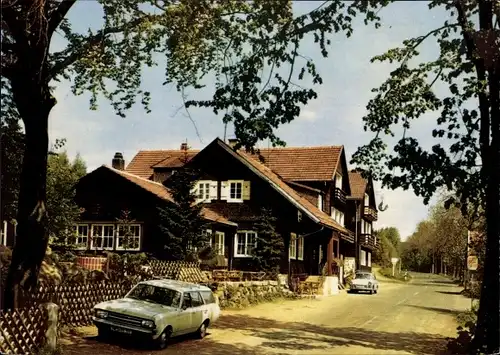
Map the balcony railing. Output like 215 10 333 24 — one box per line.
360 233 377 249
334 188 346 204
363 206 378 221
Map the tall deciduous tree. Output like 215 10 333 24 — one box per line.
1 0 384 309
46 150 87 249
372 227 399 267
351 1 499 351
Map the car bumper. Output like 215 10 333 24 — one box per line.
350 285 372 290
93 317 158 339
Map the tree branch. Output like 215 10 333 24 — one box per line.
47 0 76 40
47 14 160 82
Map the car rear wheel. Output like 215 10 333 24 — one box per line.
197 321 208 339
157 327 172 349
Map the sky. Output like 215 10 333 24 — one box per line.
47 1 452 240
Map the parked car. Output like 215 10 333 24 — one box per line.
348 271 379 294
93 279 221 349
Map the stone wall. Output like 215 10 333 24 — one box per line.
211 280 297 309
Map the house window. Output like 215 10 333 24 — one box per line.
211 231 225 256
229 180 243 201
91 224 115 250
197 181 211 201
297 236 304 261
367 252 372 267
73 224 89 249
360 249 367 266
364 193 369 207
234 231 257 257
335 173 342 189
317 194 323 211
289 233 297 259
116 224 141 250
361 220 372 235
331 208 345 226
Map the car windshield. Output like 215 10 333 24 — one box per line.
355 273 371 280
126 284 181 308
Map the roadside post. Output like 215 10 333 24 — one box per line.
391 257 399 277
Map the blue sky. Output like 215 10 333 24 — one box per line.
48 1 452 239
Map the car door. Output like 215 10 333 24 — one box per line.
187 291 205 331
174 292 194 336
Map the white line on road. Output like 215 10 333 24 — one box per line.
396 298 408 306
359 316 378 328
414 291 419 296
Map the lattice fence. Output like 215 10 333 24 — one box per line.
0 306 47 355
148 260 206 283
23 283 129 327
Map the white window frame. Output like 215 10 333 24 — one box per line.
289 233 297 259
331 207 345 226
367 252 372 267
317 194 323 211
228 180 244 202
211 231 225 256
360 249 367 266
116 224 141 251
90 224 115 250
195 180 212 202
297 235 304 261
364 193 369 207
335 173 342 189
73 224 89 250
234 231 257 257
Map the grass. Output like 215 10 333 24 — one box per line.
377 267 412 282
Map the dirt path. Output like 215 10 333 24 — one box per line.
61 274 470 355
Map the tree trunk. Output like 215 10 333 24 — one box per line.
472 55 500 354
3 78 54 310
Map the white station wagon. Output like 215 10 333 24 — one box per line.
93 279 221 349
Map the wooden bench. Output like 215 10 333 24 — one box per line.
300 276 323 295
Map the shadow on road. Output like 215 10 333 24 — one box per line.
436 290 463 296
404 304 462 317
62 314 450 355
215 314 448 355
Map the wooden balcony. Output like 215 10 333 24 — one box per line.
360 233 377 249
334 188 347 204
363 206 378 221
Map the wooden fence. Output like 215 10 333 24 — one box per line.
22 283 130 327
0 306 47 355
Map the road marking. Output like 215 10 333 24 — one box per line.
414 291 419 296
359 316 378 328
396 298 408 306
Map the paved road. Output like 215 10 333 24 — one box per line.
62 273 470 355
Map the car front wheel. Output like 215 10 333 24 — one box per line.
157 328 172 349
197 321 208 339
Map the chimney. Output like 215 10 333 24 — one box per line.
112 152 125 170
180 142 189 151
228 138 238 149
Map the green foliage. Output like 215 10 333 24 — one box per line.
0 79 24 223
378 267 411 282
373 227 400 267
157 163 210 260
457 302 479 328
253 208 284 275
106 252 151 285
46 151 87 250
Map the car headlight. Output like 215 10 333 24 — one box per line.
95 310 108 318
141 320 155 329
368 282 372 287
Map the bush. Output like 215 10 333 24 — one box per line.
379 267 412 282
447 304 479 354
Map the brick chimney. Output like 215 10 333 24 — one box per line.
112 152 125 170
180 142 189 151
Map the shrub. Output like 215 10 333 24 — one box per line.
379 267 412 282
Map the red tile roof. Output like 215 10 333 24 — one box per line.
348 171 367 199
235 150 348 233
248 146 343 181
126 150 200 179
101 165 235 226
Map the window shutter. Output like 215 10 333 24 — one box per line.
242 181 251 200
191 184 198 196
220 181 229 200
209 181 218 200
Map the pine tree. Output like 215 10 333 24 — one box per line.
156 154 210 261
253 208 284 275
